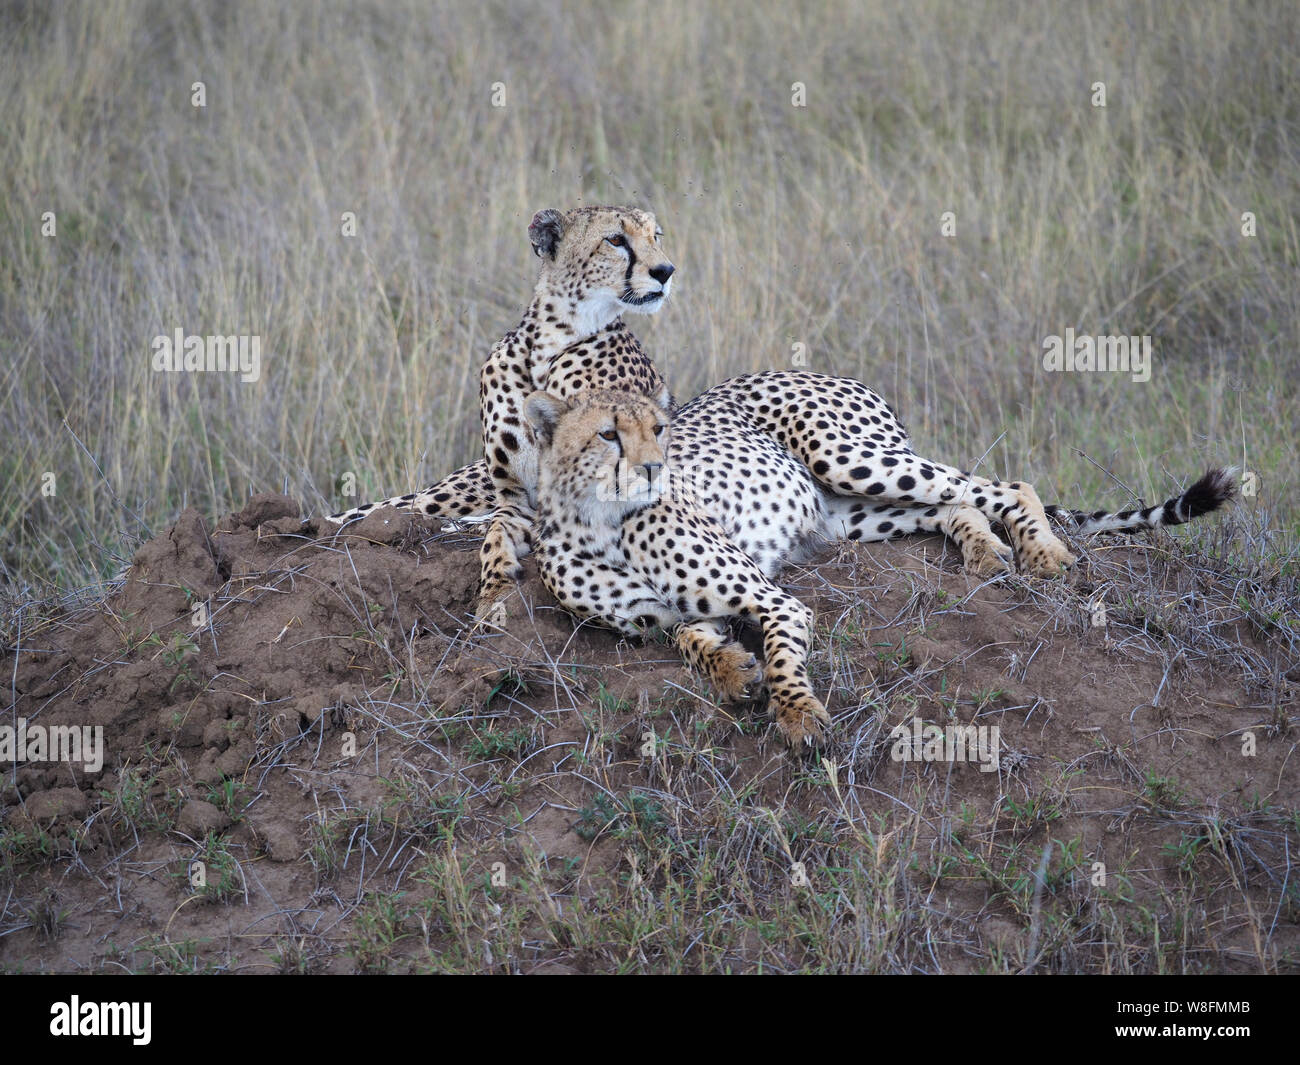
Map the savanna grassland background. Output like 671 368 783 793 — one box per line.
2 0 1297 594
2 1 1299 976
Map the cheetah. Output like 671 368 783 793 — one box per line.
525 388 830 746
676 371 1236 580
325 207 1234 604
525 386 1236 746
324 206 677 622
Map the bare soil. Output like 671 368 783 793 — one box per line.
2 496 1296 973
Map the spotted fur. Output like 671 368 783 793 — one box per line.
324 208 1234 607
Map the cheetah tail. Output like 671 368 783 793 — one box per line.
1043 468 1237 535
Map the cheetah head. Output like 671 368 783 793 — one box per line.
525 388 671 523
527 206 675 337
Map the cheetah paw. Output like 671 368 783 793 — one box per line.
712 647 765 703
963 535 1014 577
774 694 831 748
470 596 509 633
1018 538 1077 578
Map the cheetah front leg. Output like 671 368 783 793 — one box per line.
665 593 826 745
615 517 830 745
475 367 546 624
475 501 535 627
540 558 762 700
744 588 830 746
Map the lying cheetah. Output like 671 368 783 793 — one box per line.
526 386 1236 745
675 372 1236 579
324 205 676 621
526 388 830 746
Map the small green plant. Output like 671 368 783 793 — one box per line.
874 638 913 672
575 789 667 844
486 669 535 707
25 889 68 940
204 777 247 820
1162 830 1210 873
1142 771 1186 810
186 833 241 903
594 682 634 715
307 814 344 881
103 768 182 834
575 792 620 841
465 726 533 760
1003 793 1063 828
346 894 409 973
268 936 318 975
0 824 57 871
140 935 214 974
157 632 201 694
380 776 465 835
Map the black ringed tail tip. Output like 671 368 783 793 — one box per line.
1045 467 1236 534
1173 467 1237 524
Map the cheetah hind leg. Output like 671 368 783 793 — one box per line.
828 458 1075 579
983 477 1076 577
711 373 1073 577
822 498 1014 576
472 503 536 630
675 620 764 702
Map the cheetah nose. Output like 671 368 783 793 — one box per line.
649 263 675 285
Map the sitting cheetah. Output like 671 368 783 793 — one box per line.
324 205 677 621
526 386 1236 745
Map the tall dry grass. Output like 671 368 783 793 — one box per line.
2 0 1297 592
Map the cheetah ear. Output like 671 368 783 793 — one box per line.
528 208 565 259
524 391 570 448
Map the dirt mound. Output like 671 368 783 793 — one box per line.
2 497 1297 973
9 498 474 807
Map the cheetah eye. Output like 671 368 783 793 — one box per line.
653 424 666 435
599 429 619 442
654 229 662 243
605 234 627 249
